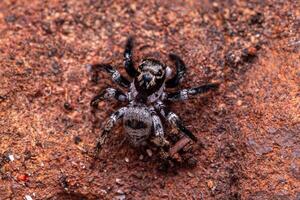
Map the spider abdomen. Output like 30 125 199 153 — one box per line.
123 106 153 147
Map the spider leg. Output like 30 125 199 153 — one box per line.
90 88 128 107
166 112 197 142
155 101 197 142
124 37 138 77
165 54 186 88
88 63 130 88
149 107 170 148
166 83 219 101
94 107 127 157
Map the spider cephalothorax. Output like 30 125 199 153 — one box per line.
89 37 219 156
134 59 170 99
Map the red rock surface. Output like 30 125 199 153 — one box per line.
0 1 299 199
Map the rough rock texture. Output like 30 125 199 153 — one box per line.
0 0 299 199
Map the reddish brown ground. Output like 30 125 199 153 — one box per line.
0 1 299 199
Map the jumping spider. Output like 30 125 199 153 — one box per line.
90 37 219 158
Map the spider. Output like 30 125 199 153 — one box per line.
89 37 219 157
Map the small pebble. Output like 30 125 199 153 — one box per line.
115 194 126 200
24 195 33 200
267 127 277 134
132 172 143 179
0 95 6 101
146 149 153 157
116 178 123 185
187 172 194 178
207 180 214 189
64 102 73 111
139 155 144 160
86 64 92 73
74 136 82 144
116 189 124 195
17 174 29 182
51 61 61 74
212 2 218 7
5 15 16 23
124 157 129 163
218 103 226 110
247 46 257 56
100 189 107 195
236 100 243 106
88 177 94 183
8 154 14 161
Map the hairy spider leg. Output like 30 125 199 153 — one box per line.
152 113 164 137
124 37 138 77
166 83 219 101
88 63 131 88
148 107 170 148
165 54 186 88
90 87 128 107
94 107 128 157
155 101 197 142
166 112 198 142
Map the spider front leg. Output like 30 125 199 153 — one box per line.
90 88 128 107
124 37 138 77
88 63 131 88
94 107 127 157
166 83 219 101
